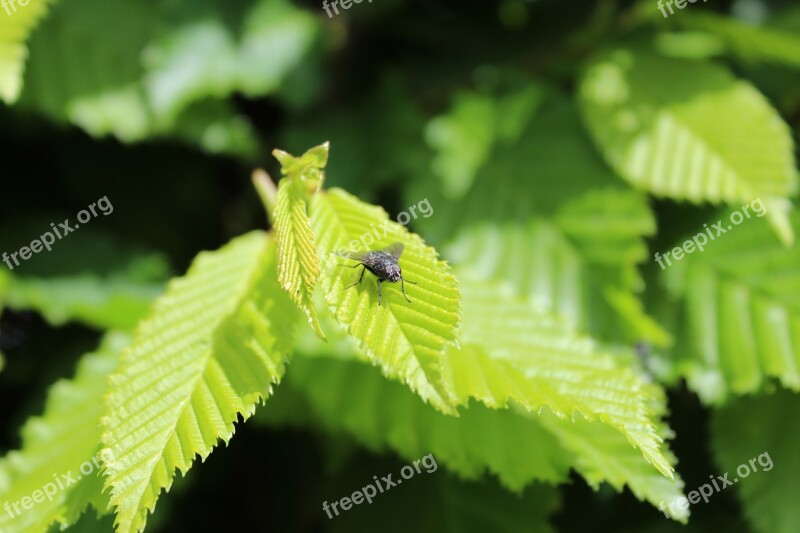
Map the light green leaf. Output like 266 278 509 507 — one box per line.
537 396 686 521
425 85 546 198
2 274 161 330
283 75 430 195
143 0 318 124
677 11 800 69
16 0 317 156
712 389 800 533
309 188 462 413
274 176 325 340
0 332 129 532
262 329 685 519
661 211 800 404
0 0 54 103
413 95 667 346
578 48 798 244
441 276 676 480
273 354 573 488
101 232 300 533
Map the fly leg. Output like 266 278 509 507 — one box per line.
400 277 416 303
377 279 383 306
346 265 366 290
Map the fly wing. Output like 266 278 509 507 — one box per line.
383 242 404 260
333 249 369 262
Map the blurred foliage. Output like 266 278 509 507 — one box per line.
1 0 799 532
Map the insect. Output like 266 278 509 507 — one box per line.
335 242 417 305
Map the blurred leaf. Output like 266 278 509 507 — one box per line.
653 32 727 61
711 389 800 533
579 48 798 245
660 210 800 404
3 274 161 330
677 11 800 69
283 76 431 195
425 84 546 199
143 0 319 123
101 233 300 533
0 332 128 532
309 188 462 413
17 0 319 156
0 0 54 103
415 95 667 345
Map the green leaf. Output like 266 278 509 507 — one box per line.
425 85 546 198
441 276 676 480
2 274 160 330
16 0 318 155
309 188 462 413
143 0 319 124
282 75 431 196
711 390 799 533
0 0 55 103
274 354 572 487
677 11 800 70
100 232 300 533
263 330 685 519
660 210 800 404
274 175 325 340
578 48 798 245
536 396 686 521
415 95 668 346
0 332 129 532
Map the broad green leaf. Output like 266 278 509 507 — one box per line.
414 95 667 346
273 354 572 487
712 390 799 533
578 48 798 244
2 274 161 330
101 232 300 533
677 11 800 70
441 276 675 479
309 188 462 414
262 332 684 519
661 211 800 404
536 395 686 521
0 0 54 103
16 0 317 155
274 176 325 340
18 0 157 135
0 332 129 532
425 85 546 198
143 0 319 124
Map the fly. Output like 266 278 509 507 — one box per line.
335 242 417 305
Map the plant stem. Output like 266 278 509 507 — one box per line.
252 169 278 226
